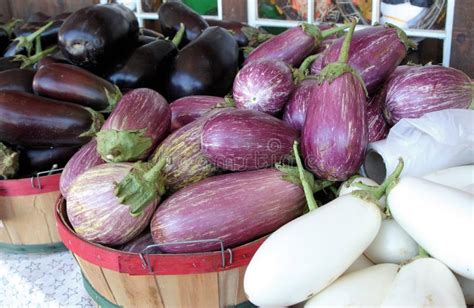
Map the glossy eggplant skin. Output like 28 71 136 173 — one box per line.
158 2 209 48
140 28 164 39
33 63 121 112
138 35 156 46
0 91 104 147
0 57 22 72
18 146 80 176
206 19 250 47
3 40 25 57
58 3 139 70
34 55 71 70
0 69 35 93
107 40 177 92
166 26 239 101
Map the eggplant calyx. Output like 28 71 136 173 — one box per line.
104 85 122 113
294 54 319 83
216 95 236 108
241 26 274 47
241 46 255 58
115 157 167 216
0 143 19 179
13 20 53 56
301 23 322 45
385 23 417 51
14 45 58 69
96 129 153 163
172 23 186 48
79 107 105 138
320 23 351 41
0 19 23 38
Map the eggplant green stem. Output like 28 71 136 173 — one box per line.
354 158 404 200
293 141 318 211
14 45 58 69
417 245 430 258
216 95 235 108
294 54 318 83
338 19 357 64
172 23 185 47
35 36 42 53
115 157 167 216
320 23 351 40
14 21 53 57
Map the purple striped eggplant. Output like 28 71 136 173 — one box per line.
33 63 122 112
314 24 416 95
282 79 318 132
60 140 104 198
302 19 368 181
96 88 171 163
119 231 160 254
233 59 294 115
244 23 348 67
150 108 230 193
170 95 226 132
0 142 18 179
383 65 473 125
150 168 306 253
367 94 389 142
202 109 298 171
66 163 159 246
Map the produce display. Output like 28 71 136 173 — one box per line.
1 2 473 307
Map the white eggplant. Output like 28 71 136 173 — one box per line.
381 258 466 307
423 165 474 193
338 176 387 207
388 177 474 279
305 263 399 307
456 274 474 305
344 254 374 275
244 193 382 306
364 219 418 264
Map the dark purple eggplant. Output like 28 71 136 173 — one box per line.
27 12 50 24
106 26 183 92
233 59 294 115
205 19 251 47
138 35 156 46
0 69 35 93
34 55 71 70
150 108 230 193
96 88 171 163
140 28 164 39
158 1 209 48
201 109 298 171
316 25 416 95
150 168 307 253
165 26 239 101
0 29 8 55
0 91 104 147
0 142 19 179
58 3 139 70
170 95 226 132
13 20 63 49
383 65 473 125
302 20 368 181
0 57 21 72
244 23 348 67
18 146 80 176
60 140 104 198
33 63 121 112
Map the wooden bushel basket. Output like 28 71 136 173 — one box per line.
0 172 66 253
56 197 264 308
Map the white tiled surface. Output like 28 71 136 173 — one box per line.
0 251 94 307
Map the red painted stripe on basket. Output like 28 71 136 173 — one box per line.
0 173 61 196
55 197 265 275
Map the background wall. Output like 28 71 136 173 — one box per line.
0 0 472 77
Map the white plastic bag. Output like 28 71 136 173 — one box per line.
362 109 474 182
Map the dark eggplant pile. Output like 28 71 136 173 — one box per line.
3 1 467 267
